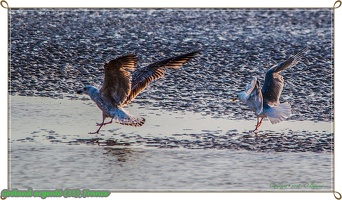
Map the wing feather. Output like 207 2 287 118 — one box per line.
262 46 309 106
244 77 258 98
271 46 309 73
242 78 263 115
123 50 201 105
100 54 137 106
253 80 264 115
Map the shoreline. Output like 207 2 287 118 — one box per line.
9 95 333 153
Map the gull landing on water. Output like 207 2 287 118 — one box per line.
232 46 309 133
77 50 201 134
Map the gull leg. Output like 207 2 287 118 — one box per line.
89 116 106 134
257 118 264 129
253 117 260 132
96 118 113 126
253 117 264 132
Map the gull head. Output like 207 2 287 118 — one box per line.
77 85 99 96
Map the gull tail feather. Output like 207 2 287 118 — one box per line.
111 107 145 127
263 102 291 124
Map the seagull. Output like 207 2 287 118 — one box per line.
232 46 309 132
77 50 201 134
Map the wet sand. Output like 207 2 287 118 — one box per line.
10 96 333 153
9 96 333 191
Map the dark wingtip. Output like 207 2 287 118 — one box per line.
188 49 202 56
299 45 310 54
178 50 202 61
291 45 310 61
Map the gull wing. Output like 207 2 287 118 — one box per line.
238 77 263 115
123 50 201 105
262 46 309 106
252 80 264 115
244 77 263 115
100 55 137 106
244 77 259 98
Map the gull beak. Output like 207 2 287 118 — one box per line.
76 90 83 95
232 97 237 102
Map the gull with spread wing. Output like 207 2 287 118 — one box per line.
232 46 309 132
77 50 200 134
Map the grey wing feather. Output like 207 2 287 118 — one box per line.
244 77 258 97
249 79 263 115
262 46 309 106
271 46 309 73
100 55 137 106
241 77 263 115
123 50 201 105
261 71 284 106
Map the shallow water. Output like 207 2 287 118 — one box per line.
10 143 332 191
9 96 333 191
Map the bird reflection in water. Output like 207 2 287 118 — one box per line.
102 147 133 163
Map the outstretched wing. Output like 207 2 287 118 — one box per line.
123 50 201 105
262 46 309 106
240 77 263 115
100 55 137 106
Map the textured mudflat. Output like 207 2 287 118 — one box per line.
49 130 333 153
9 9 333 122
